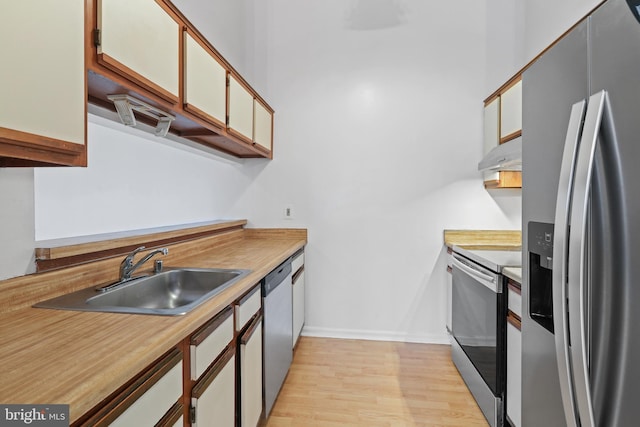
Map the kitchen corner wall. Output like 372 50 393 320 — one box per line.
232 0 522 343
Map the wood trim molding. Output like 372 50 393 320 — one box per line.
500 129 522 144
240 313 262 345
191 345 235 399
227 126 253 146
183 102 226 132
156 402 184 427
507 311 522 331
0 127 86 166
507 280 522 294
97 53 179 105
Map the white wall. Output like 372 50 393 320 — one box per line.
34 115 253 239
223 0 522 342
485 0 526 93
522 0 602 61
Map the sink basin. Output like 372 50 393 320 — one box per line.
34 268 251 316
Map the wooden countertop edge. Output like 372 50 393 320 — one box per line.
0 228 307 422
451 244 522 251
443 229 521 249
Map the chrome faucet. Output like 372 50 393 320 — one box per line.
119 246 169 281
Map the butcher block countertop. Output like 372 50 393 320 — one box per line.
0 221 306 423
443 229 521 251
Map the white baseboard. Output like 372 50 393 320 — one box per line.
301 326 451 345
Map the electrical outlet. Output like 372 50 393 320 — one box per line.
283 205 294 219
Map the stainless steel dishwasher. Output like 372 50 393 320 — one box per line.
262 258 293 417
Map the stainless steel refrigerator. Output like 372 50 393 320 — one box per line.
522 0 640 425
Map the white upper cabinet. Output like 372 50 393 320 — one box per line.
184 32 227 128
483 97 500 183
253 100 273 152
500 79 522 140
98 0 179 101
0 0 86 166
228 75 254 143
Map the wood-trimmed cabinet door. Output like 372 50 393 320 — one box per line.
183 30 227 131
506 318 522 427
500 79 523 142
0 0 86 166
190 306 234 381
482 96 500 184
506 282 522 427
228 75 254 144
292 250 305 348
79 348 183 427
190 347 235 427
253 100 273 154
239 314 263 427
97 0 180 103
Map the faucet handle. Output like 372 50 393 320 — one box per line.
121 246 146 270
127 246 146 260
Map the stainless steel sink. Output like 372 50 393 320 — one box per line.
34 268 250 316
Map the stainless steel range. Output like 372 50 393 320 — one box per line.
450 246 521 427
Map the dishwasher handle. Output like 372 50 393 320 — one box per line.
263 261 292 296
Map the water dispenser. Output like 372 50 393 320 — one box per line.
528 222 555 333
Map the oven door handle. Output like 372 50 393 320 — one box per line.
452 255 498 293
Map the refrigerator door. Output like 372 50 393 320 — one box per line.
586 0 640 425
521 18 589 427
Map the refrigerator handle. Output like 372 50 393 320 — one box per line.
567 90 613 427
552 100 586 427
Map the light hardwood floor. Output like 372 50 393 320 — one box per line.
265 337 489 427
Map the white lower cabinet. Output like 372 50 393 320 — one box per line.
110 360 182 427
446 248 453 333
191 348 236 427
292 269 305 348
507 320 522 427
239 315 263 427
187 305 236 427
81 349 183 427
235 286 262 332
292 250 305 348
190 307 234 381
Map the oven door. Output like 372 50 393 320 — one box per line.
451 253 505 396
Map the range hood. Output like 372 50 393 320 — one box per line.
478 137 522 172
